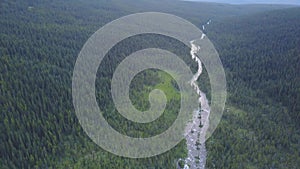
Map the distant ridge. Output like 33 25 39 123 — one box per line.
183 0 300 5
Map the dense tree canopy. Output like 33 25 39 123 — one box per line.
0 0 299 168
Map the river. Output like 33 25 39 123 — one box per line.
177 20 211 169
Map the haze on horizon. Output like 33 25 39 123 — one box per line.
185 0 300 5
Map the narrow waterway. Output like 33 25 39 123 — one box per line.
178 20 211 169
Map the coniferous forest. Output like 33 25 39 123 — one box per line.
0 0 299 168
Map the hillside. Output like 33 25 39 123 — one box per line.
0 0 299 168
209 7 300 125
206 7 300 168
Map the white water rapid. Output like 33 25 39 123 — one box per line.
177 20 212 169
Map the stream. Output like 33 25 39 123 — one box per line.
177 20 211 169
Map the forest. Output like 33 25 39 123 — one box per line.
0 0 299 168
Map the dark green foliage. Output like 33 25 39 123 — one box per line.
206 7 300 169
0 0 299 168
212 8 300 125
